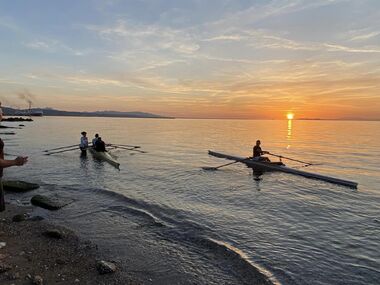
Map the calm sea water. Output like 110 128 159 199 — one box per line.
4 117 380 285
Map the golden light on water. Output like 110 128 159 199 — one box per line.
287 113 294 120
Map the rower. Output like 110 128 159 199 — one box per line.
79 131 88 155
253 140 270 162
94 137 106 152
92 133 99 148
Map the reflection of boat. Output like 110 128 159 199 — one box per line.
208 150 358 188
89 148 120 169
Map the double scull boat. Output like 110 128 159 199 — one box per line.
89 148 120 169
208 150 358 189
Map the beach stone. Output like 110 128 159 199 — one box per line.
29 216 44 221
3 180 40 192
43 229 64 239
31 195 71 210
33 275 43 285
96 260 117 274
0 262 11 273
8 272 20 280
12 213 28 222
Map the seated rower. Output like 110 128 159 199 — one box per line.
94 137 106 152
252 140 271 162
92 133 99 148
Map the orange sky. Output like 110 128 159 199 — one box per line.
1 1 380 120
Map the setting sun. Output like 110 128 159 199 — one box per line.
287 113 294 120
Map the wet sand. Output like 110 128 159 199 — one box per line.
0 203 140 285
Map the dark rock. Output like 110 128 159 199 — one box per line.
0 263 11 273
96 260 117 274
12 213 28 222
33 275 43 285
8 272 20 280
3 180 40 192
31 195 72 210
43 229 64 239
2 117 33 122
29 216 44 221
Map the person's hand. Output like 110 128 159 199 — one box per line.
15 156 28 166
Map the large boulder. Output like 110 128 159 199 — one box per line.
96 260 117 274
3 180 40 192
31 195 72 210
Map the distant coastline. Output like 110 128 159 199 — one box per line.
3 107 173 119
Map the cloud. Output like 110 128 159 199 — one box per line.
88 20 200 55
350 31 380 42
24 39 89 56
0 16 19 31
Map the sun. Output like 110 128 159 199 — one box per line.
287 113 294 120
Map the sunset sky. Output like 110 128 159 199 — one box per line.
0 0 379 119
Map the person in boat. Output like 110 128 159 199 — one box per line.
0 102 3 125
0 138 28 211
252 140 271 162
94 137 106 152
92 133 99 148
79 131 89 155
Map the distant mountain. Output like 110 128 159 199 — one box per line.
3 107 173 119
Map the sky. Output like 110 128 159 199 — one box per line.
0 0 380 120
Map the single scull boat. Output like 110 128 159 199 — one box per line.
208 150 358 189
89 148 120 169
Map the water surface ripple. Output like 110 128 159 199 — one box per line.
4 117 380 285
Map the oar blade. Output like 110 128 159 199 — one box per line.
202 166 218 171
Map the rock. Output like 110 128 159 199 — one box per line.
0 263 11 273
43 229 64 239
29 216 44 221
8 272 20 280
3 180 40 192
74 279 80 283
56 259 66 265
96 260 117 274
0 242 6 249
12 213 28 222
31 195 72 210
33 275 43 285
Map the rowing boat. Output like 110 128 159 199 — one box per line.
89 148 120 169
208 150 358 189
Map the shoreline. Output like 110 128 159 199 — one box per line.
0 202 139 285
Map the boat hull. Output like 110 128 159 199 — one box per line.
89 148 120 169
208 150 358 189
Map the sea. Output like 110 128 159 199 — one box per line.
3 117 380 285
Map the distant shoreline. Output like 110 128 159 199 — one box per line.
3 106 174 119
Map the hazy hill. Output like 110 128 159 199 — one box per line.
3 107 172 119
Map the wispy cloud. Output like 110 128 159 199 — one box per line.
24 39 89 56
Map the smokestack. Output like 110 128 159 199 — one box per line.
17 89 35 116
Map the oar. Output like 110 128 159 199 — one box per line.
43 144 78 152
110 143 140 149
267 152 313 165
203 157 251 171
111 145 146 153
45 147 79 155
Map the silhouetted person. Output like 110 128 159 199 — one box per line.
95 137 106 152
79 131 88 155
92 133 99 147
0 138 28 211
253 140 270 162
